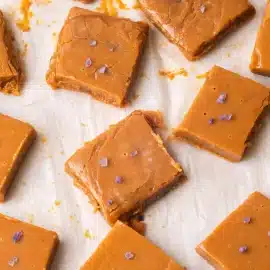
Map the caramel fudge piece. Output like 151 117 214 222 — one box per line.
0 114 36 201
46 7 149 107
65 111 183 225
197 192 270 269
81 221 184 270
139 0 255 60
0 11 20 95
173 66 270 162
0 213 58 269
250 2 270 76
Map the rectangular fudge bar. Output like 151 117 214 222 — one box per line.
197 192 270 270
46 7 149 107
139 0 255 60
173 66 270 162
0 114 36 201
81 221 185 270
0 213 58 269
0 11 20 95
65 110 183 225
250 2 270 76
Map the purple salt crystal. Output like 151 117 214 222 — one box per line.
239 246 248 253
243 217 251 224
208 118 215 125
125 251 135 260
217 93 227 104
8 257 19 267
115 176 123 184
12 231 24 243
89 40 97 47
85 58 92 68
98 65 108 74
99 157 108 167
219 114 233 121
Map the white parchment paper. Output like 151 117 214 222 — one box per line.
0 0 269 269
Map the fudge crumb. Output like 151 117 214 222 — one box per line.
196 72 209 79
133 0 141 9
84 229 94 239
243 217 251 224
89 40 97 47
200 4 206 13
12 231 24 243
159 68 188 80
54 200 61 207
41 135 47 143
85 58 92 68
115 176 123 184
16 0 33 32
239 246 248 253
8 257 19 267
208 118 215 125
99 157 109 167
125 251 135 260
217 93 227 104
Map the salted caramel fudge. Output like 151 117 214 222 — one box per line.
173 66 270 162
81 221 184 270
0 213 58 269
0 11 20 95
46 7 149 107
250 2 270 76
65 110 183 225
0 114 36 201
139 0 255 60
197 192 270 269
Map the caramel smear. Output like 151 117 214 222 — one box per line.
196 72 209 79
97 0 128 16
159 68 188 80
16 0 33 32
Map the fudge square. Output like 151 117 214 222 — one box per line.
65 110 183 225
0 114 36 202
173 66 270 162
0 11 20 95
46 7 149 107
81 221 185 270
0 213 58 269
139 0 255 61
196 192 270 270
250 1 270 76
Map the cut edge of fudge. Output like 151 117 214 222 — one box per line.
0 11 21 95
172 66 270 162
196 191 269 268
0 115 36 202
250 2 270 77
0 213 59 268
46 7 149 107
139 1 255 61
65 110 183 225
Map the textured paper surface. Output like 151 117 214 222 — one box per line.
0 0 269 269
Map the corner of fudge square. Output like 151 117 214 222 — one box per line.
65 110 183 225
173 65 270 162
46 7 149 107
196 191 270 269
